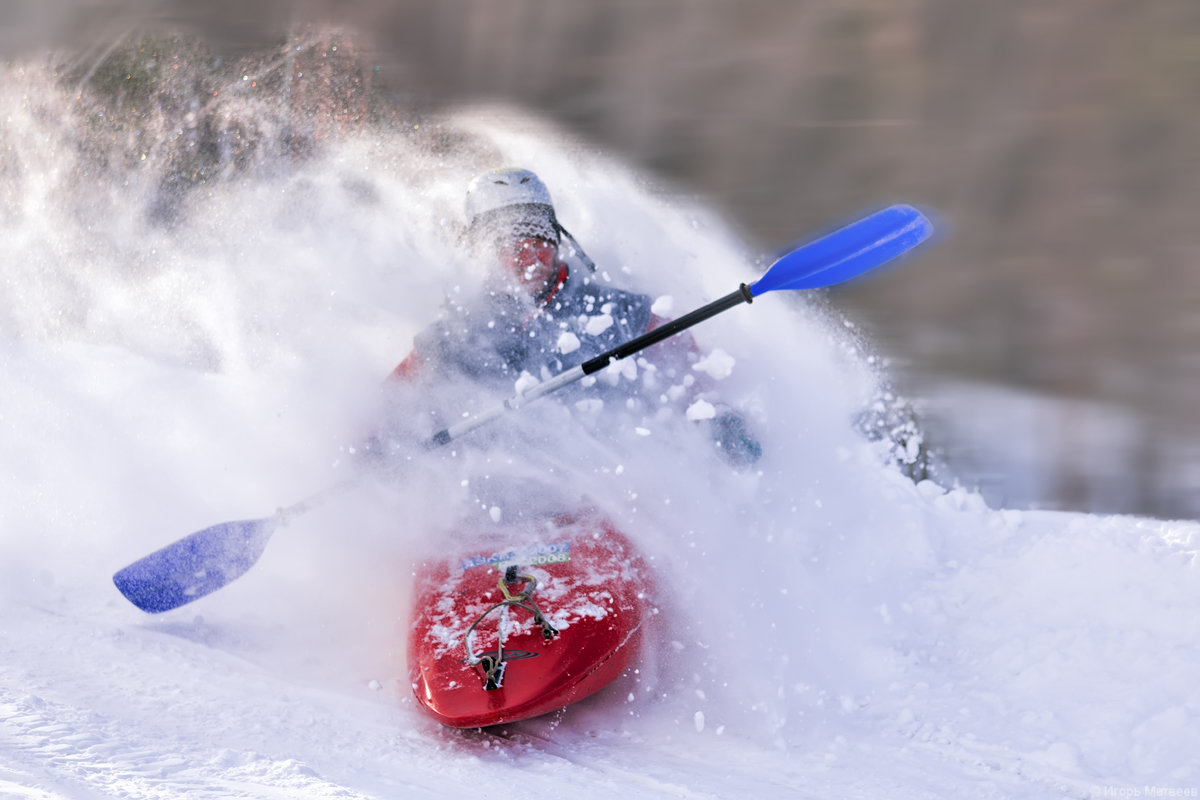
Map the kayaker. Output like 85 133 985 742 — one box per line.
382 167 761 466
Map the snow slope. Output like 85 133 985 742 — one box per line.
2 61 1199 799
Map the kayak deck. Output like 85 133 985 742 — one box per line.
407 509 654 728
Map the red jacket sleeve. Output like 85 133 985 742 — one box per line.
388 350 424 382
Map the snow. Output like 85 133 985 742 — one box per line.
584 313 615 336
556 331 582 355
651 295 675 317
691 348 737 381
513 371 541 396
1 64 1199 799
685 398 717 422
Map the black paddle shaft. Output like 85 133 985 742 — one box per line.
580 284 753 376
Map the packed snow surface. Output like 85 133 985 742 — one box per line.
1 61 1198 799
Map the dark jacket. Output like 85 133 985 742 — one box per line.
392 264 655 392
387 263 761 465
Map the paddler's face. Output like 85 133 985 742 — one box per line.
493 237 559 299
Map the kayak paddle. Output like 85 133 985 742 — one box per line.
113 203 933 613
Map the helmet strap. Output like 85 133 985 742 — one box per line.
555 224 596 272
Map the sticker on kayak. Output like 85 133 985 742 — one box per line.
461 649 539 664
460 540 571 572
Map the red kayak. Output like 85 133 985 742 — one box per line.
406 507 655 728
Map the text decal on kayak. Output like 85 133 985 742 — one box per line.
461 541 572 571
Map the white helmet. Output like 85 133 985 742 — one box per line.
462 167 596 269
465 167 554 224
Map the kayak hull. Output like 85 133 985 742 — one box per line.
406 509 653 728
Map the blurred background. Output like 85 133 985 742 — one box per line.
2 0 1197 517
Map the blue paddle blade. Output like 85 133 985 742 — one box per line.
750 204 933 296
113 517 276 613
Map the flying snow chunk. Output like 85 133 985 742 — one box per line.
693 348 736 380
557 331 581 354
514 371 540 395
686 399 717 421
651 295 674 316
585 314 614 336
601 358 638 387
